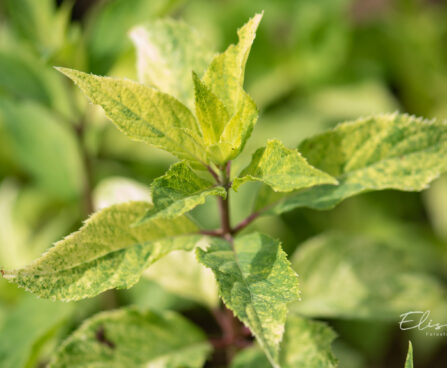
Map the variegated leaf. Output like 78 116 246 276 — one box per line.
3 202 202 301
197 232 299 367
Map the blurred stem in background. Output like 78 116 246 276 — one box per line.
74 116 94 215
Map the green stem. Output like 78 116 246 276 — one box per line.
75 118 94 216
75 117 95 216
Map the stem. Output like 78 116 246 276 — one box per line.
225 160 231 180
200 229 223 237
75 118 94 216
211 305 251 363
207 165 220 183
232 211 261 234
206 161 254 365
218 195 231 236
212 162 232 236
232 200 277 234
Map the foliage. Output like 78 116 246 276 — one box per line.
197 233 299 366
4 202 201 301
1 0 447 367
405 342 414 368
231 316 338 368
48 308 211 368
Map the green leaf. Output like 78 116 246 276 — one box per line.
144 250 219 308
203 12 262 113
5 0 71 57
424 173 447 241
231 346 271 368
193 72 230 146
139 161 226 223
3 201 202 301
0 295 73 368
197 232 300 367
405 341 413 368
290 232 447 320
0 99 84 200
256 114 447 214
278 316 337 368
86 0 184 74
195 86 259 164
0 45 73 117
0 180 76 270
212 89 259 163
48 307 211 368
233 139 337 192
130 20 213 110
231 315 337 368
198 13 262 163
56 67 208 164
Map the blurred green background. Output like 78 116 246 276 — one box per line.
1 0 447 367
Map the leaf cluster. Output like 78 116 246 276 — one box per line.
2 5 446 367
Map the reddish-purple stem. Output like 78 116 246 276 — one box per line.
232 211 261 234
207 166 220 183
200 229 223 237
203 161 257 364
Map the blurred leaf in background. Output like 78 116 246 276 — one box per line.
0 295 73 368
290 232 447 320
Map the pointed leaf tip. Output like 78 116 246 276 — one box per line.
5 202 201 301
257 114 447 215
405 341 414 368
54 68 208 163
233 139 337 192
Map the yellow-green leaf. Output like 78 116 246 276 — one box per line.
405 341 413 368
203 13 262 113
198 13 262 163
56 67 208 164
130 19 213 110
216 89 259 162
193 72 230 146
48 307 211 368
198 87 259 164
257 114 447 214
231 316 338 368
197 232 300 367
86 0 183 74
138 161 226 223
290 232 447 320
233 139 337 192
3 202 202 301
